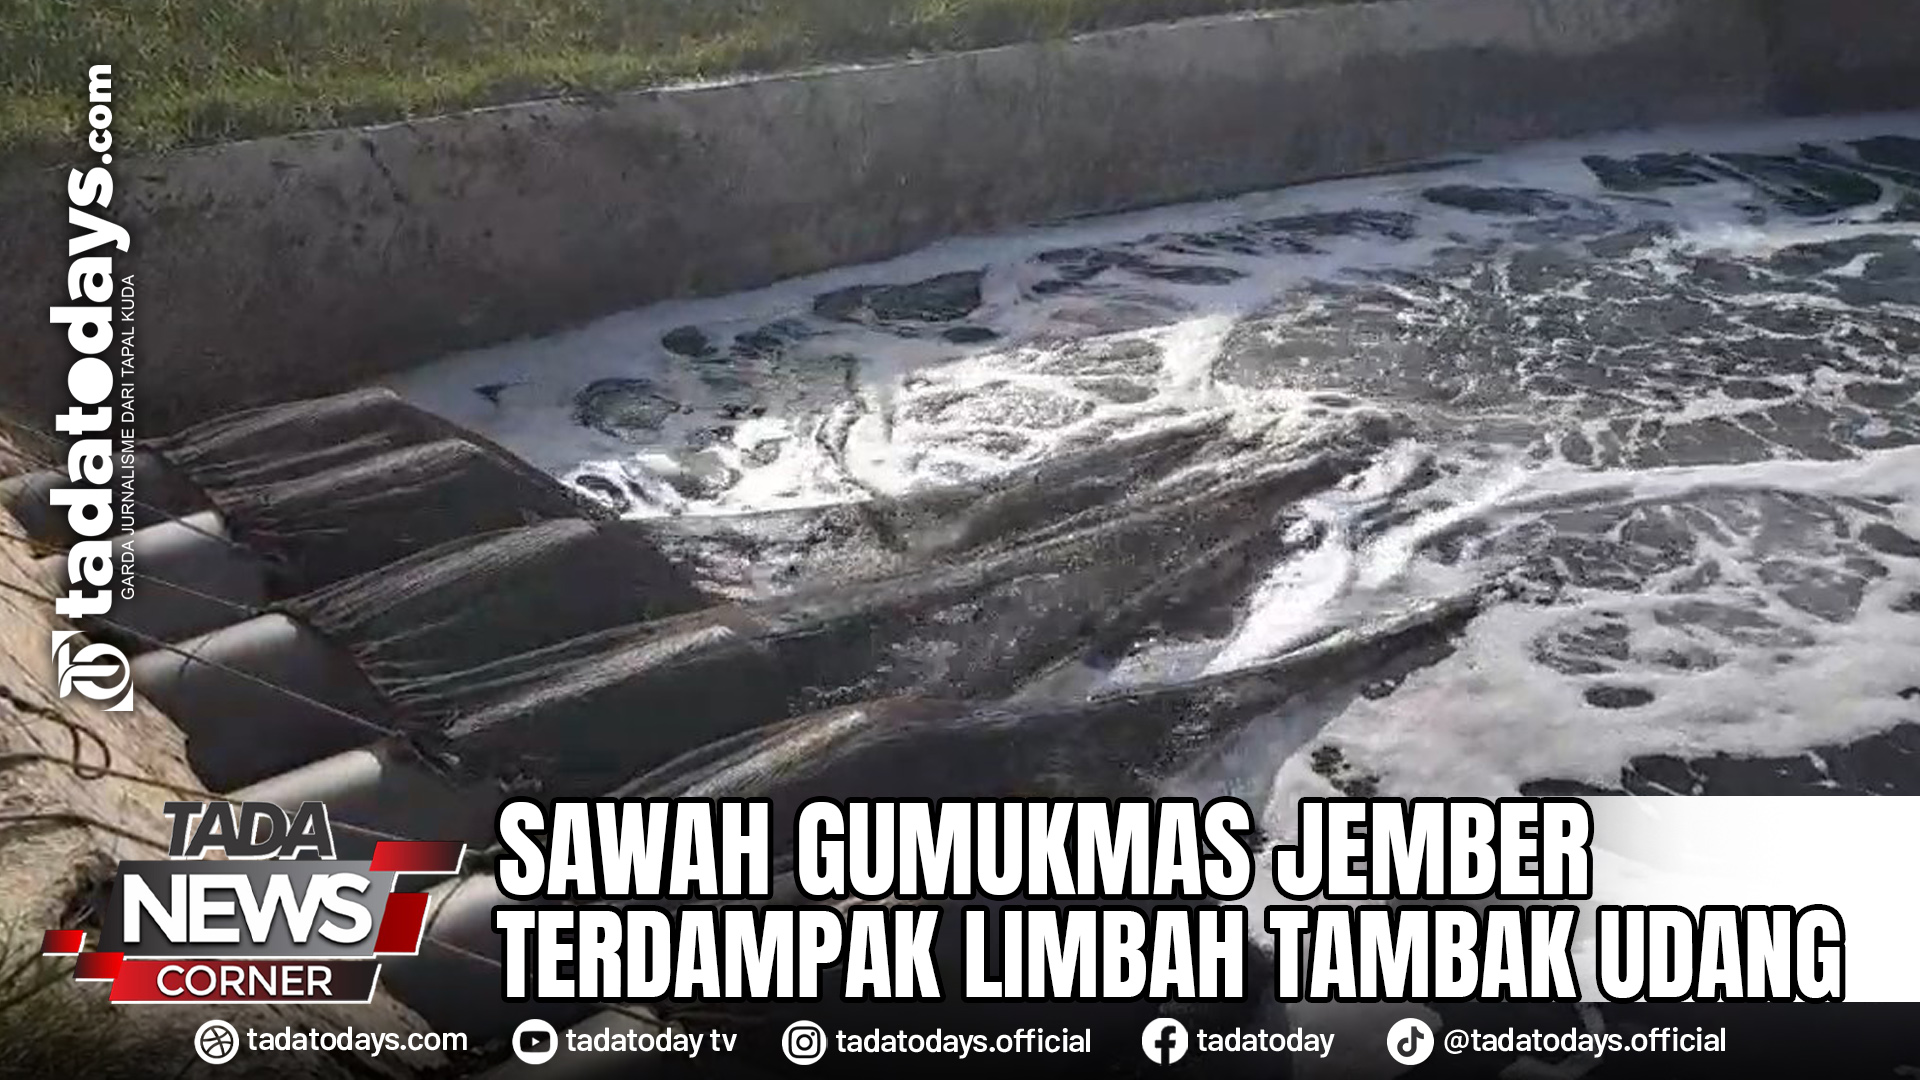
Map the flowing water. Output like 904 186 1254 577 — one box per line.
393 113 1920 836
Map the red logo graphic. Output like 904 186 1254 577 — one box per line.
42 801 464 1004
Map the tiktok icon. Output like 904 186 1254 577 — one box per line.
1386 1018 1435 1066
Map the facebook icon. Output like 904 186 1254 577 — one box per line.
1140 1017 1190 1065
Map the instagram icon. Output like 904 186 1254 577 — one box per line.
782 1021 827 1065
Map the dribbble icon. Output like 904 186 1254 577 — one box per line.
1140 1017 1189 1065
193 1019 239 1065
1386 1017 1434 1066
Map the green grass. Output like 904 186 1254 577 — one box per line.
0 0 1352 168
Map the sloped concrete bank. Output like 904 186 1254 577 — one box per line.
1765 0 1920 115
4 0 1915 428
0 432 453 1078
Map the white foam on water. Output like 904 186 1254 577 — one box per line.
1203 445 1533 673
393 111 1920 825
1264 446 1920 819
388 125 1588 511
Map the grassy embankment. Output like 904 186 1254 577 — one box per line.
1 0 1356 166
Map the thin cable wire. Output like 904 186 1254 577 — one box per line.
7 594 462 799
0 810 168 850
0 412 249 556
0 447 386 745
0 680 422 845
0 428 445 849
0 416 505 836
0 527 267 622
0 574 400 743
0 748 419 845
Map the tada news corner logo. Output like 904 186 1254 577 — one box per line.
41 800 464 1004
51 628 133 711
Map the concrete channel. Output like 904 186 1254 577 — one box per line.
1 0 1916 1073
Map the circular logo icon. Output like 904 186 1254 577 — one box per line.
1140 1017 1189 1066
194 1019 239 1065
1386 1017 1435 1066
511 1018 560 1066
781 1020 827 1065
53 633 134 710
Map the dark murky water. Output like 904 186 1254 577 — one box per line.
395 114 1920 818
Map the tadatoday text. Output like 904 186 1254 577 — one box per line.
49 62 138 712
490 796 1848 1006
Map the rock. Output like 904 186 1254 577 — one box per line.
1531 723 1920 798
1075 377 1154 404
1860 522 1920 559
1625 753 1694 793
572 378 679 441
1032 245 1242 291
1421 184 1574 214
1308 743 1381 798
742 439 786 468
1690 751 1828 795
1852 135 1920 174
473 381 515 404
1519 777 1617 797
1884 195 1920 223
942 325 1000 344
815 270 985 325
662 325 717 358
1581 151 1726 193
1261 209 1419 241
731 318 816 359
1584 684 1655 709
663 452 740 500
1713 151 1884 217
568 471 632 513
1818 733 1920 794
